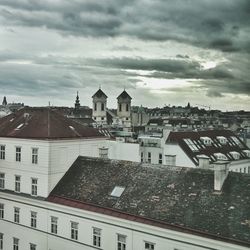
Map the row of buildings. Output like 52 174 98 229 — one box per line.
0 106 250 249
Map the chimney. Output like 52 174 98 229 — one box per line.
197 155 210 169
99 147 109 159
214 161 230 191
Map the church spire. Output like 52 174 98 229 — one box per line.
75 91 80 111
2 96 7 106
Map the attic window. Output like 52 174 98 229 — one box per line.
183 139 199 152
230 151 240 160
243 150 250 158
230 136 243 148
214 153 227 161
216 136 227 145
10 118 14 122
15 123 24 130
111 186 125 197
200 137 212 146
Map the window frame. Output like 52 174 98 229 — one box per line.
14 207 20 223
30 211 37 228
0 145 5 160
117 234 126 250
51 216 58 234
0 204 4 219
15 146 21 162
32 148 38 164
93 227 101 247
31 178 38 196
13 237 19 250
15 175 21 192
0 173 5 189
0 233 3 250
71 221 78 240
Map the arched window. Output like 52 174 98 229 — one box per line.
101 103 104 111
126 104 129 112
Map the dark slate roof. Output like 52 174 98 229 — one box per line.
117 90 132 100
48 156 250 248
0 107 105 139
166 129 250 166
92 89 107 98
147 118 164 126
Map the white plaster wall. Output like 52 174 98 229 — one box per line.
0 192 248 250
107 141 140 162
230 159 250 174
164 144 196 167
140 146 163 164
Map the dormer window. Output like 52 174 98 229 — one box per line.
216 136 227 145
200 137 212 146
214 153 227 161
243 150 250 158
230 151 240 160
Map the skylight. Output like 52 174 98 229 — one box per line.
111 186 125 198
183 139 199 152
15 123 24 130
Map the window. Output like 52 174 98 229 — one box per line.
0 145 5 160
32 148 38 164
119 103 122 112
159 153 162 164
0 204 4 219
101 103 104 111
15 176 21 192
148 152 151 163
94 103 97 111
31 178 38 196
30 211 37 228
101 117 104 120
51 216 58 234
117 234 126 250
71 222 78 240
16 147 21 162
0 233 3 250
126 104 129 112
145 242 155 250
0 173 5 189
14 207 20 223
13 238 19 250
141 152 143 163
183 139 199 151
30 243 36 250
93 227 101 247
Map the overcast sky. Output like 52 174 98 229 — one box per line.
0 0 249 110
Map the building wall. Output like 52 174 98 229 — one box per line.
0 192 248 250
92 96 107 124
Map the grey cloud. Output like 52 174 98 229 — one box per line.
0 0 250 53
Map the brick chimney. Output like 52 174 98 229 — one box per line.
214 161 230 191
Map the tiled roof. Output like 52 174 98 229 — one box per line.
0 107 105 139
117 90 132 100
48 156 250 247
92 89 107 98
166 130 250 165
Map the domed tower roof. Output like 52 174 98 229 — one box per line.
117 90 132 100
92 89 107 98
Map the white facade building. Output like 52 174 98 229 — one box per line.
0 108 250 250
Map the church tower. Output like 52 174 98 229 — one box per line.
117 90 132 128
92 88 107 126
74 91 80 115
2 96 7 106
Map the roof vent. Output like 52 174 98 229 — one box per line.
111 186 125 197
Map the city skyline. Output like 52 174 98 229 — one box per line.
0 0 250 111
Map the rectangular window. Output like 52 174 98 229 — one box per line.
0 233 3 250
0 204 4 219
13 238 19 250
51 216 58 234
16 147 21 162
15 176 21 192
71 222 78 240
141 152 143 163
158 153 162 164
101 103 104 111
30 211 37 228
14 207 20 223
93 227 101 247
32 148 38 164
117 234 126 250
0 173 5 189
31 178 38 196
0 145 5 160
148 152 151 163
119 103 122 112
126 104 129 112
145 242 155 250
30 243 36 250
94 103 97 111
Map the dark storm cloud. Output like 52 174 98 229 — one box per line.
0 0 250 53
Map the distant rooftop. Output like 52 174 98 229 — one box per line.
48 156 250 248
0 107 105 140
